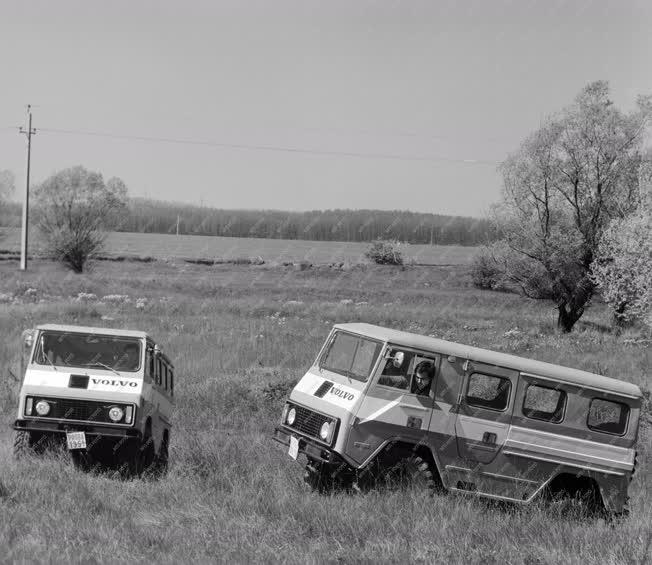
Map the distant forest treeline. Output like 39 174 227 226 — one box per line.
1 198 498 245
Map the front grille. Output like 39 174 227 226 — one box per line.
27 396 126 425
288 405 330 440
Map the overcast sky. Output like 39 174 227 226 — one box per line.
1 0 651 218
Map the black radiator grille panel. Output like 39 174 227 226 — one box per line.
288 405 330 440
29 397 116 423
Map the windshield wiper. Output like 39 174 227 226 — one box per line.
37 340 58 371
83 361 121 376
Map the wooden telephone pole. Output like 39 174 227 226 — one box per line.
19 105 36 271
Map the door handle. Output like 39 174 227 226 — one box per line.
482 432 497 445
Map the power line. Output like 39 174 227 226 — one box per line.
38 127 501 165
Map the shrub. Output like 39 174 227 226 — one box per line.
470 247 503 290
365 240 404 265
591 198 652 329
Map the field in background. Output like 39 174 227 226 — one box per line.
0 259 649 564
0 228 478 265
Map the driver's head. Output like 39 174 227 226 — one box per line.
414 361 433 387
124 343 139 360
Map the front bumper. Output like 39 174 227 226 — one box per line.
14 418 141 439
273 426 345 464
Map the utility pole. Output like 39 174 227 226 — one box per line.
19 105 36 271
176 214 180 236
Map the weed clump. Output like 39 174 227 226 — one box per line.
365 240 404 266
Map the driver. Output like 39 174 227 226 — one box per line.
411 360 434 396
116 343 140 371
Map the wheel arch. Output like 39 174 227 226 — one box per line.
361 438 445 489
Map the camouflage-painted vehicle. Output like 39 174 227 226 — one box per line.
274 323 641 515
14 324 174 476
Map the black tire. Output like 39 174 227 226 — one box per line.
13 431 32 458
303 460 353 494
386 455 438 493
152 432 170 478
133 429 156 478
70 449 95 472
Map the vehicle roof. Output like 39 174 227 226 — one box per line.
334 323 642 399
36 324 149 339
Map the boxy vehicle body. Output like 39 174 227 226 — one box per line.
274 323 642 514
14 324 174 475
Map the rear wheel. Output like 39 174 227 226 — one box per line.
544 475 606 517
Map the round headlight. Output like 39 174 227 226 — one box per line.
35 400 51 416
319 421 331 441
287 407 296 426
108 406 124 422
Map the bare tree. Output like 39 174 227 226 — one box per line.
33 166 128 272
492 81 651 332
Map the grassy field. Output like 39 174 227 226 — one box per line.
0 228 478 265
0 257 650 564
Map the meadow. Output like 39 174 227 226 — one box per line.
0 254 649 564
0 228 478 265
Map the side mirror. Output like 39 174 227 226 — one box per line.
22 330 34 349
154 344 162 357
392 351 405 368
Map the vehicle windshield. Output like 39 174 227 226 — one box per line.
320 331 382 382
33 331 142 372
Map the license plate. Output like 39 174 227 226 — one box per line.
66 431 87 450
288 435 299 460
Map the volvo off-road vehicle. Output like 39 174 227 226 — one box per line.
14 324 174 476
273 323 642 515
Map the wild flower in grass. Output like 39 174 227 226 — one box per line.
24 287 38 296
0 293 13 303
135 298 147 309
503 327 523 338
102 294 130 304
75 292 97 302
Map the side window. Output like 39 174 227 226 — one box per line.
148 350 155 379
466 373 511 411
523 384 566 423
162 364 168 390
156 358 162 386
588 398 629 435
169 369 174 395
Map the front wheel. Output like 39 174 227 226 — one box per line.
151 432 170 478
304 460 353 494
13 431 32 458
374 453 443 495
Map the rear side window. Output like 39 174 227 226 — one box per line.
523 384 566 423
466 373 511 411
588 398 629 435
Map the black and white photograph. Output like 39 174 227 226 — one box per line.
0 1 650 563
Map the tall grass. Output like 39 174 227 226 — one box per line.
0 259 649 564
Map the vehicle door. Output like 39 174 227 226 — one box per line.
347 346 439 465
454 361 518 465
